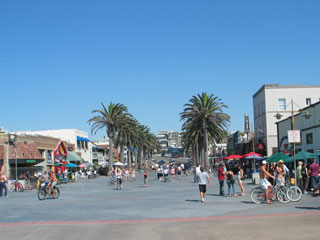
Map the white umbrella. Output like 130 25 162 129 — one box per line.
113 162 125 166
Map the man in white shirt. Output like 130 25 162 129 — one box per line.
196 166 210 202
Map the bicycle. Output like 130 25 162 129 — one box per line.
284 178 302 202
250 183 289 204
108 177 115 186
116 178 122 190
38 181 60 200
8 180 24 192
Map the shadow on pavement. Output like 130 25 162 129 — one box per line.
185 200 200 203
295 207 320 210
241 201 255 204
207 194 224 197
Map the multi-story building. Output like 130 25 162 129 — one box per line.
277 100 320 162
253 84 320 156
16 129 92 163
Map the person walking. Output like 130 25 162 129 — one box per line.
301 162 309 194
196 166 210 202
218 163 226 196
170 167 175 182
143 170 148 186
0 173 8 198
131 169 136 182
297 161 303 190
310 160 319 190
236 165 245 196
226 168 237 197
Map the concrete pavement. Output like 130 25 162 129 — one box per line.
0 172 319 239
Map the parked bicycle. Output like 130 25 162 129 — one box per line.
8 180 24 192
38 181 60 200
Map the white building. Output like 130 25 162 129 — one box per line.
253 84 320 156
277 101 320 161
15 129 93 163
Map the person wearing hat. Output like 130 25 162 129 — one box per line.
218 162 226 196
259 160 276 204
276 160 286 186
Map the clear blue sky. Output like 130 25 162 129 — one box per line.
1 0 320 140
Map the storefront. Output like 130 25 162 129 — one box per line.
54 140 68 173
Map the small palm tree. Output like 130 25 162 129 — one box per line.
180 92 230 169
88 102 128 175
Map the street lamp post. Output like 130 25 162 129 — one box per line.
251 129 263 172
272 99 311 186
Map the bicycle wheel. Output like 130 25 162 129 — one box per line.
53 187 60 199
250 187 265 204
286 186 302 202
18 185 24 192
38 189 46 200
277 189 290 203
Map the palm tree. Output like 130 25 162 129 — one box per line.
180 92 230 170
88 102 128 175
115 114 136 166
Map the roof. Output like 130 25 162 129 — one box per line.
253 84 320 99
0 141 43 160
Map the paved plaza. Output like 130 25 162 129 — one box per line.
1 172 320 239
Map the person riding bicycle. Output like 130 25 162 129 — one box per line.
115 167 123 187
47 171 57 198
259 160 276 204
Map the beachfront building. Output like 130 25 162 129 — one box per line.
0 132 74 178
15 129 92 163
277 100 320 162
253 84 320 156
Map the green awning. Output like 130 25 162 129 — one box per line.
92 145 106 150
67 151 84 162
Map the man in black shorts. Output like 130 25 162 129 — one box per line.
196 166 210 202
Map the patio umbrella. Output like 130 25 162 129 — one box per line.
288 151 315 161
113 162 125 166
266 152 292 163
83 161 93 167
78 164 88 168
245 155 265 160
311 152 320 157
224 155 243 160
243 152 262 158
66 163 78 167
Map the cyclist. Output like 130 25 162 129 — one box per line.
259 160 275 204
115 167 123 189
47 171 57 198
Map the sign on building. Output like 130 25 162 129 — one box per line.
288 130 301 143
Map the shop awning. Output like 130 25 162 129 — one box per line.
92 145 105 150
77 136 90 142
67 151 84 162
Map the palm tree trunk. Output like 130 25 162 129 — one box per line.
108 137 114 175
120 144 124 163
203 121 209 171
128 146 132 168
134 149 138 170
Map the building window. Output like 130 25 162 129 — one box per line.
278 98 286 110
306 133 313 144
306 98 311 106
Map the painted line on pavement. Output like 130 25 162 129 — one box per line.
1 211 320 226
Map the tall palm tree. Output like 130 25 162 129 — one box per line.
88 102 128 175
115 114 136 165
180 92 230 169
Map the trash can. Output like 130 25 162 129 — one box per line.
252 172 260 185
